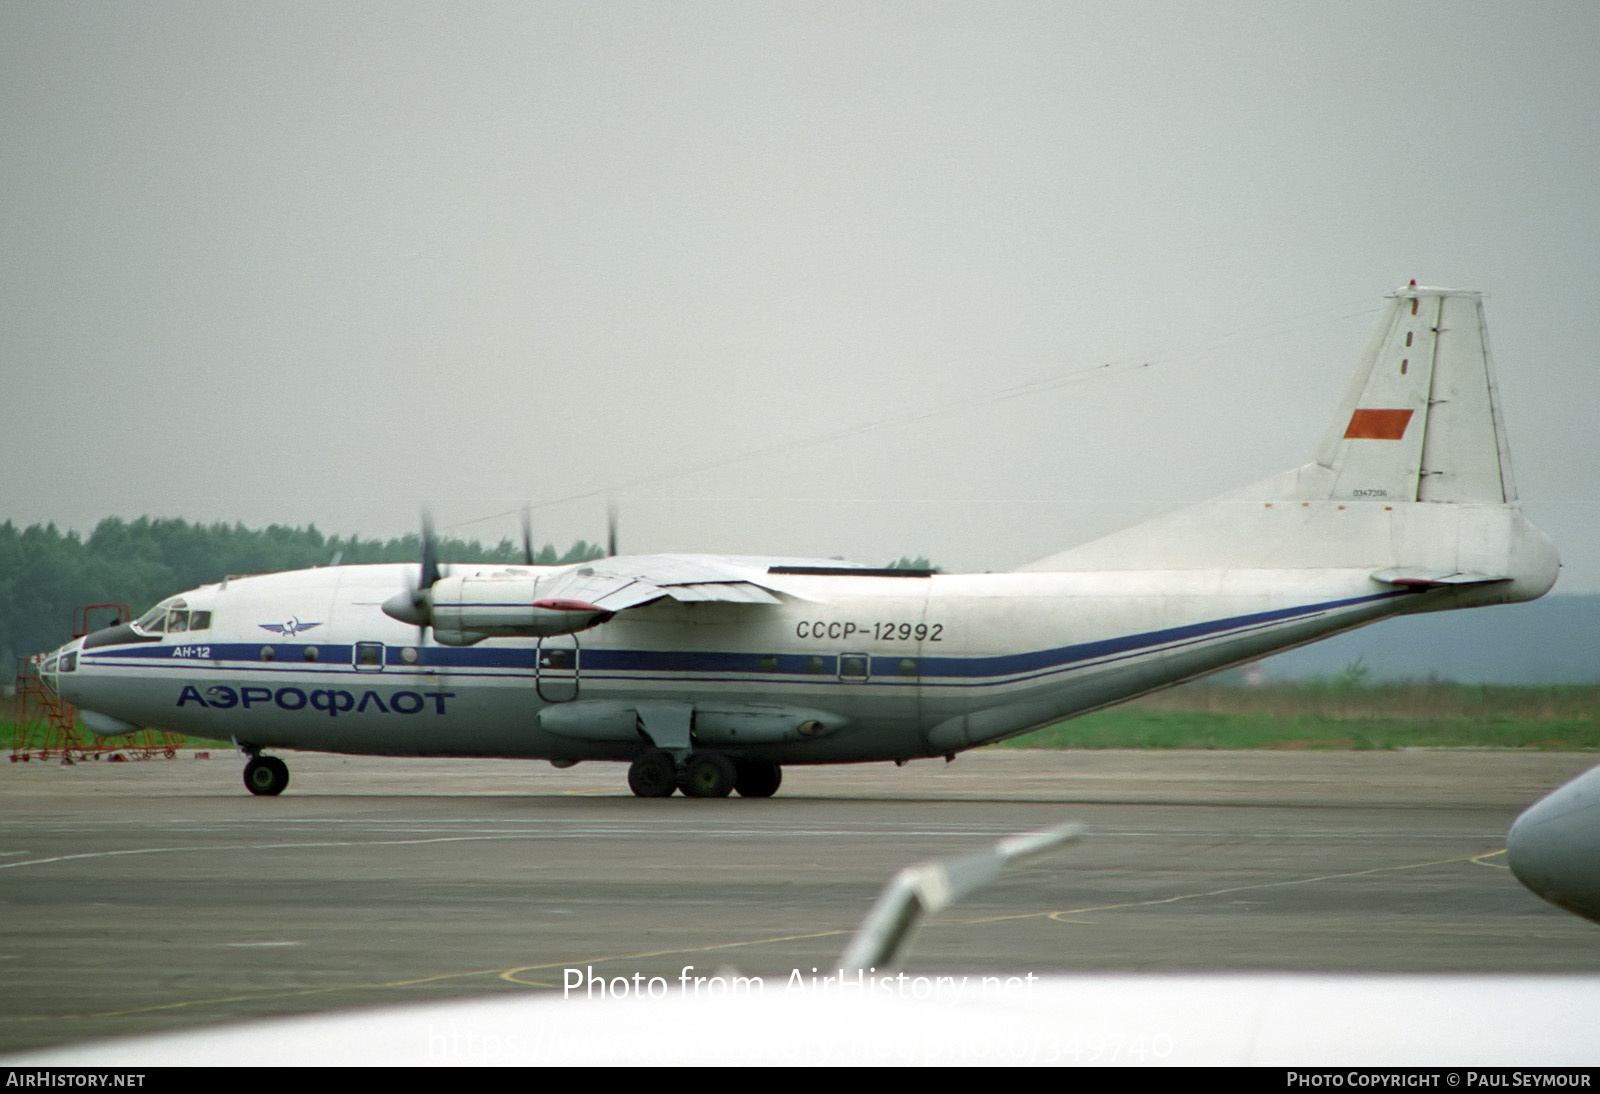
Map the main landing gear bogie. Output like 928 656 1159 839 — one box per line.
625 750 783 799
732 759 782 799
626 749 678 798
243 754 290 797
681 752 736 798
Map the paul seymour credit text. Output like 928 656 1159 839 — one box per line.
1287 1076 1591 1088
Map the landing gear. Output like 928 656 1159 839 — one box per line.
625 749 781 800
243 755 289 796
627 749 677 798
733 760 782 799
681 752 737 798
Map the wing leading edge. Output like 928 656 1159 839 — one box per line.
415 555 791 644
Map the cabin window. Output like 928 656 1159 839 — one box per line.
898 658 918 677
759 655 779 672
839 654 869 679
355 642 385 671
303 646 318 662
260 646 276 661
805 656 825 674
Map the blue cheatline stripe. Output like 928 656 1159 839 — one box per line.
906 614 1288 691
914 590 1403 679
84 643 539 670
77 590 1405 685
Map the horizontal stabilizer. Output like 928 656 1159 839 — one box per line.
1371 568 1509 588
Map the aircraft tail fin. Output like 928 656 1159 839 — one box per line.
1313 283 1517 505
1020 284 1557 605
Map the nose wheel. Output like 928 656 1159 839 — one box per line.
244 755 290 796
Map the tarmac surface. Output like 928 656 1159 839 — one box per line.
3 747 1599 1055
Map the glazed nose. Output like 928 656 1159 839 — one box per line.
38 638 87 695
36 651 56 694
36 653 59 695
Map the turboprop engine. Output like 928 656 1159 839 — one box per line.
382 571 609 645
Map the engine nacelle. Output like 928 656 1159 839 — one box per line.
387 571 610 645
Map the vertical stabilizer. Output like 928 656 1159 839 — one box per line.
1317 285 1516 504
1019 283 1557 604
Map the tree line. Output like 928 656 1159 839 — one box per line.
0 517 603 671
2 517 941 673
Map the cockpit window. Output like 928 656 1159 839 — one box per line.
132 598 208 636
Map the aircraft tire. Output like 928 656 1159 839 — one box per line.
244 756 290 797
681 752 736 798
733 760 782 799
627 750 677 798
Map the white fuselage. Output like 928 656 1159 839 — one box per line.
52 559 1426 765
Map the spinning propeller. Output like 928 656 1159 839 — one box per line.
381 502 620 642
517 501 611 563
381 510 442 639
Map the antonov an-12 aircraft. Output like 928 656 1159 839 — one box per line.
38 285 1559 798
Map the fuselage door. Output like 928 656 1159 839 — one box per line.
536 635 580 702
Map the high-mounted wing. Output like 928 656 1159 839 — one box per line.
528 556 785 612
387 555 791 645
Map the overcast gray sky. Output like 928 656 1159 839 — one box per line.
4 2 1597 588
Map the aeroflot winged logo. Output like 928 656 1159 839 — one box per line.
259 617 322 637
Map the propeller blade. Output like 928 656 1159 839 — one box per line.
415 509 441 644
606 499 618 558
419 509 441 591
521 505 535 567
382 509 442 644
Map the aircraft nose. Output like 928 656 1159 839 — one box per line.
35 655 58 696
34 639 80 697
1506 764 1600 925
